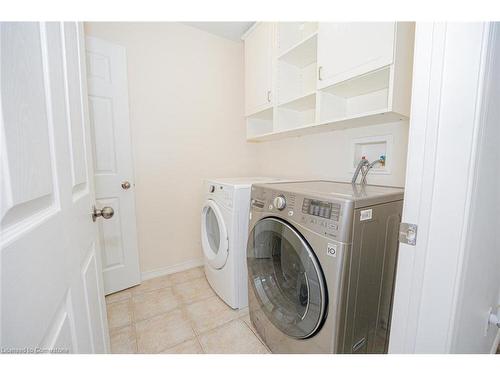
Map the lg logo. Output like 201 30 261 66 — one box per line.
327 243 337 257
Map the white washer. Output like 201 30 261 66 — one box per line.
201 177 283 309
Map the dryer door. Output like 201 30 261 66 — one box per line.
247 217 327 339
201 200 229 269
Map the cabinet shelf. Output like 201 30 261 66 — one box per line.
278 92 316 111
246 107 274 139
247 111 407 142
277 33 318 68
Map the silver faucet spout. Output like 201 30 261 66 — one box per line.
351 158 370 184
361 159 383 185
352 156 386 185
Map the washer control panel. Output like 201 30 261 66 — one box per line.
302 198 341 221
273 195 287 210
250 185 352 242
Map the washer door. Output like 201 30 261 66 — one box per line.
201 200 229 269
247 217 327 339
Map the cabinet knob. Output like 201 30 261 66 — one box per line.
267 90 271 103
121 181 131 190
318 66 323 81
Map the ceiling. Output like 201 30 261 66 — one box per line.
184 22 255 42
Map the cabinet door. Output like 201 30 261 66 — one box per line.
245 22 274 115
317 22 395 90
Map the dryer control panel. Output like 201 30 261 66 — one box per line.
206 182 234 210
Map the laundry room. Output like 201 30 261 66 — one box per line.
82 21 413 354
2 1 500 371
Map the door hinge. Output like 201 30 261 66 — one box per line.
399 222 418 246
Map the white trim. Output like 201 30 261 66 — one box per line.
140 258 204 281
241 22 258 41
389 22 493 353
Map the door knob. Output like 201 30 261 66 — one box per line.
92 205 114 222
121 181 131 190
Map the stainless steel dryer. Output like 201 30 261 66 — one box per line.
246 181 404 353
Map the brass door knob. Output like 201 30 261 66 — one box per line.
92 206 114 222
121 181 131 190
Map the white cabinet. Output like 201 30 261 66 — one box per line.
317 23 395 90
244 22 274 116
243 22 415 142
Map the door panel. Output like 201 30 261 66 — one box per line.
244 22 274 115
1 22 108 353
0 23 57 233
88 96 117 173
81 245 107 353
39 292 78 353
97 197 125 267
317 22 395 90
86 36 141 294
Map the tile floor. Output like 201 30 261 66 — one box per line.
105 266 270 354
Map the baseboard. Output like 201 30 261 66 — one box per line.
141 258 204 281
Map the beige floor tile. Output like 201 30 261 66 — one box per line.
133 288 180 322
198 320 270 354
107 299 133 330
185 295 240 334
172 276 215 304
161 338 204 354
131 275 173 295
240 313 254 331
168 266 205 285
105 289 132 304
136 309 196 353
110 325 137 354
238 307 249 317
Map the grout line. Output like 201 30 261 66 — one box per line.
239 316 272 353
129 296 139 354
132 322 139 354
195 336 206 354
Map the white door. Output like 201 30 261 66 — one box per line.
1 22 109 353
389 22 500 354
317 22 395 89
244 22 274 116
85 36 141 295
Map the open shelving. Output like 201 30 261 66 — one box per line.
318 66 391 124
277 22 318 55
246 107 274 139
244 22 415 142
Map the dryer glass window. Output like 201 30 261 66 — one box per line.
205 207 220 254
247 218 327 339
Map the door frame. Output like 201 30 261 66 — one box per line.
389 22 499 353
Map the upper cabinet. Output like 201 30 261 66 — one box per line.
243 22 275 116
243 22 415 142
317 23 395 90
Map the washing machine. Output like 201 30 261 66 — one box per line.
246 180 404 353
201 177 284 309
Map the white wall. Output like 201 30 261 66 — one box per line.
84 22 410 278
253 121 409 187
84 22 258 276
